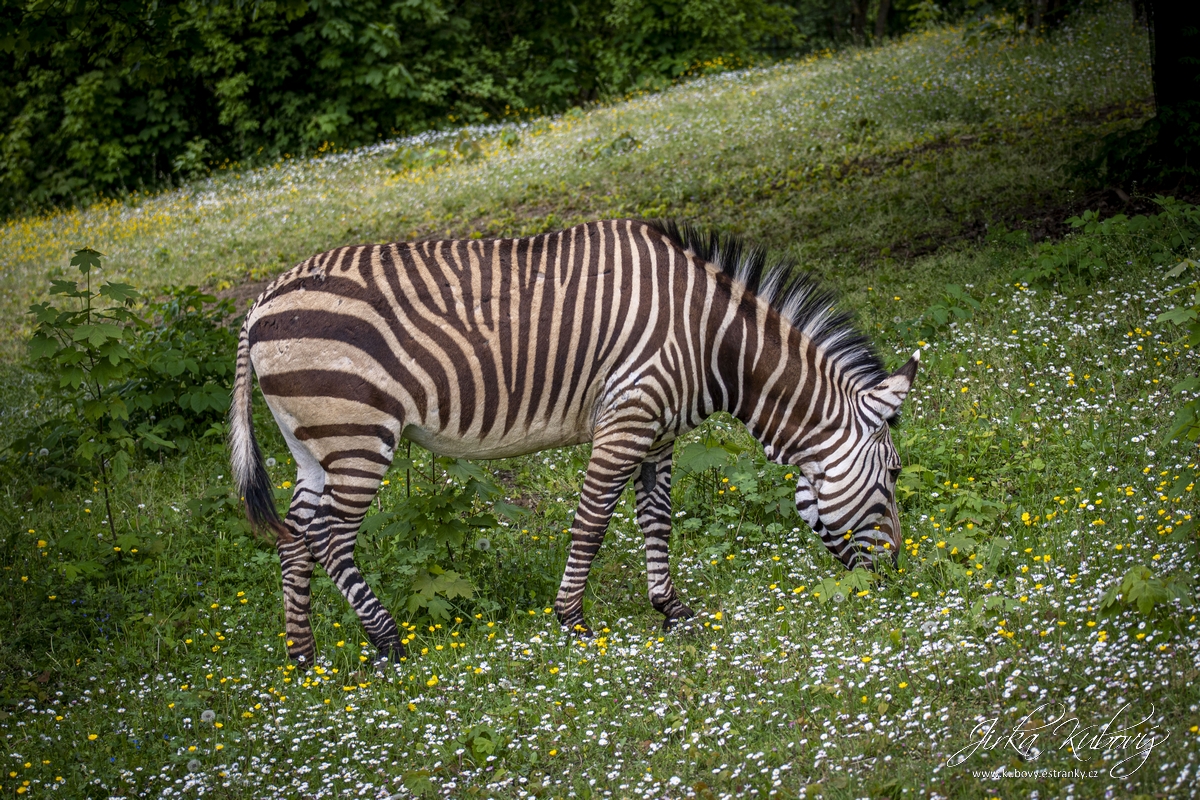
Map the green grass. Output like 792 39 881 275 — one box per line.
2 4 1199 799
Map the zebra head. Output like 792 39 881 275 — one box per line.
792 351 919 570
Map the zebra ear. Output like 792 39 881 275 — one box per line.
862 350 919 423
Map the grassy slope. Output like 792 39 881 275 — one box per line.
3 5 1199 800
0 7 1147 357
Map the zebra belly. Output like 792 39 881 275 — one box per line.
403 422 592 460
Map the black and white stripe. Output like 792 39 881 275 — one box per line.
229 219 918 662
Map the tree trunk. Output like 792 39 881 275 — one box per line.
850 0 866 43
1146 0 1200 173
875 0 891 40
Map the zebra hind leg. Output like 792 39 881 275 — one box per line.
277 431 325 666
306 455 405 663
634 443 695 631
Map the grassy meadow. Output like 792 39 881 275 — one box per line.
2 4 1199 799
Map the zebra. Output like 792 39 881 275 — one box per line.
229 219 918 664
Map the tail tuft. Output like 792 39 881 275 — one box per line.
229 322 286 538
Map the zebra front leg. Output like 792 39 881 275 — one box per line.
554 428 653 636
308 476 406 663
634 443 695 631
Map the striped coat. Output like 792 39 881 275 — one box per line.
230 219 917 664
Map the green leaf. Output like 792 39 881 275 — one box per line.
28 333 60 360
1173 377 1200 394
440 458 489 483
1156 307 1196 326
98 282 140 303
72 322 125 347
47 279 86 297
435 570 474 599
1165 259 1198 278
675 441 735 474
71 248 104 274
491 501 528 521
135 424 177 450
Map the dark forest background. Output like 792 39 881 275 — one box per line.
0 0 1089 217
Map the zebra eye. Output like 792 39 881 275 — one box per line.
887 466 901 481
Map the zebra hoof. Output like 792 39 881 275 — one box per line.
375 641 407 665
555 608 593 638
661 605 696 632
559 618 593 638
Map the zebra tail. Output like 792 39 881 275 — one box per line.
229 320 286 538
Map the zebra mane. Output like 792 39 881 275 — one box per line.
648 219 889 391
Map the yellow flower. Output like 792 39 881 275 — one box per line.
87 733 98 741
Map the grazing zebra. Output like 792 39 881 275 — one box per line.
230 219 918 664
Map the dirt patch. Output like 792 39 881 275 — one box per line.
887 185 1200 263
214 278 273 310
999 185 1200 241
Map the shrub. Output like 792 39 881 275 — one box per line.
1099 564 1193 618
10 252 238 506
1014 196 1200 285
359 457 522 622
1157 257 1200 443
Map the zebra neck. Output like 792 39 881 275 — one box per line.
713 302 815 456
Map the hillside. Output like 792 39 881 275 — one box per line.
0 7 1149 357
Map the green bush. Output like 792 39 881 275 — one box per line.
1013 197 1200 285
1157 257 1200 443
359 456 526 622
1099 564 1193 618
10 253 237 503
892 283 983 342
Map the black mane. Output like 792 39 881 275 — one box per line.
648 219 889 390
